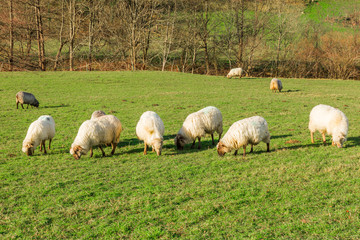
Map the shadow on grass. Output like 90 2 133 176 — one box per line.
164 139 219 155
43 104 70 108
271 134 292 139
344 137 360 148
282 89 300 93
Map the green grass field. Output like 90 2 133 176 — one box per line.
1 71 360 238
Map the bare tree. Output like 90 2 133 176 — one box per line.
68 0 75 71
54 0 67 71
232 0 248 68
160 2 177 71
116 0 159 70
34 0 46 71
8 0 14 71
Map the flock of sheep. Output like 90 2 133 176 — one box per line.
18 71 349 159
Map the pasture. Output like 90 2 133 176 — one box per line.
1 71 360 238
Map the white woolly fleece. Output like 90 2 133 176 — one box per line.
177 106 223 144
308 104 348 146
136 111 165 154
270 78 283 91
227 68 243 78
22 115 55 153
219 116 270 150
70 115 122 155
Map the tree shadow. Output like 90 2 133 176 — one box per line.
43 104 70 108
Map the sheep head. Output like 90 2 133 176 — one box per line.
22 143 34 156
70 145 83 159
333 135 346 148
216 142 230 157
174 134 185 150
153 139 163 156
33 100 39 108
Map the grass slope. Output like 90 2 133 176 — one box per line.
1 71 360 238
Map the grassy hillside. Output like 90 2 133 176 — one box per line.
304 0 360 31
1 71 360 238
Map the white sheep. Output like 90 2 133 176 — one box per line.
270 78 283 92
91 110 106 120
308 104 348 148
174 106 223 150
226 68 244 79
136 111 165 156
70 115 122 159
217 116 270 157
16 91 39 109
22 115 55 156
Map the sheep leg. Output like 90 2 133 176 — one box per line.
144 143 148 155
211 134 215 145
110 143 116 155
234 150 238 156
243 146 246 157
48 139 52 150
42 141 47 154
21 103 24 109
40 142 43 151
310 132 314 143
322 133 326 144
16 102 19 109
197 137 201 149
267 143 270 152
99 146 105 157
218 133 222 143
250 145 253 153
90 148 93 157
27 104 29 109
191 140 196 149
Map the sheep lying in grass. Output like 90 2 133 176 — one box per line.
70 115 122 159
309 104 348 148
217 116 270 157
136 111 165 156
22 115 55 156
226 68 243 79
175 106 223 150
270 78 283 92
91 110 106 120
16 91 39 109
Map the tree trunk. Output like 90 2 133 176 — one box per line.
9 0 14 71
88 0 94 71
203 0 210 75
54 0 65 71
35 0 46 71
235 0 245 68
69 0 75 71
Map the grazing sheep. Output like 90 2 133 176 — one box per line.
308 104 348 148
16 91 39 109
217 116 270 157
136 111 165 156
70 115 122 159
91 110 106 120
226 68 243 79
175 106 223 150
22 115 55 156
270 78 283 92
